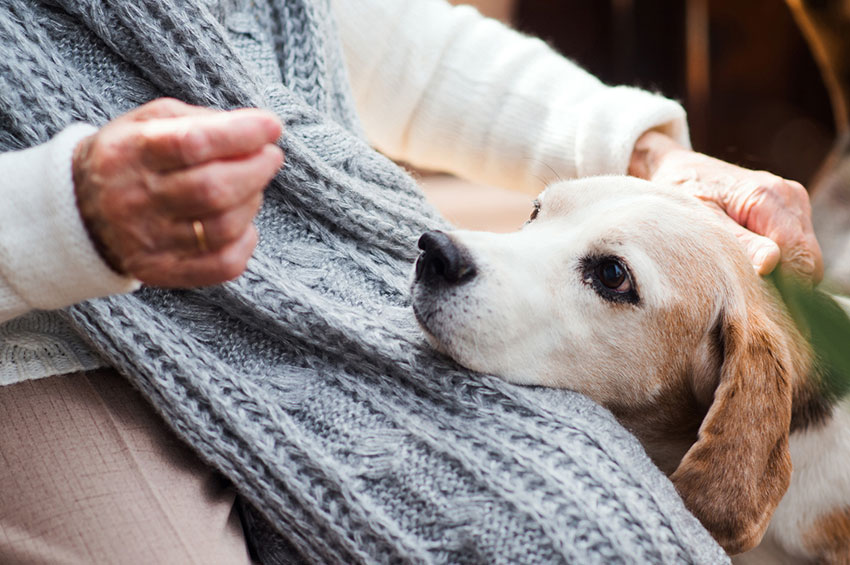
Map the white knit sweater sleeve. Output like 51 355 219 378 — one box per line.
0 124 141 324
333 0 691 193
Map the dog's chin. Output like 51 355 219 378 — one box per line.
412 300 452 355
414 301 548 384
411 279 500 374
411 294 476 371
413 307 500 378
412 303 440 345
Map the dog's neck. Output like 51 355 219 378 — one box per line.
609 388 706 476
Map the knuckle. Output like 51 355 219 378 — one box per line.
177 127 209 164
85 143 112 175
749 181 770 199
745 182 774 210
753 174 798 205
216 217 245 244
194 172 230 210
147 97 185 116
756 173 781 192
89 132 131 175
137 125 175 162
787 180 808 199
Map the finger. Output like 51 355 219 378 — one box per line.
750 201 824 283
178 194 263 253
152 144 283 217
128 225 259 287
752 238 782 276
139 108 283 171
126 98 218 121
775 229 824 284
805 233 825 284
714 212 781 275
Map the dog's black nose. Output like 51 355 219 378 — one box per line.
416 230 476 284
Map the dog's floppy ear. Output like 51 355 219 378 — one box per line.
672 303 793 555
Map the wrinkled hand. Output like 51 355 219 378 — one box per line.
629 130 823 283
73 98 284 287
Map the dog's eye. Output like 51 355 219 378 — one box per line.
582 256 639 305
596 260 630 292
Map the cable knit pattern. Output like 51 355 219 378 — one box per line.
0 0 727 562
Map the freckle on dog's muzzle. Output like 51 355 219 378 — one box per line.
415 230 476 285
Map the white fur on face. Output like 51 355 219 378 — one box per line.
412 176 744 406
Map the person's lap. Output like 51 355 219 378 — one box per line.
0 368 252 564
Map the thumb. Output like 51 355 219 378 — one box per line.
718 213 781 275
748 236 781 276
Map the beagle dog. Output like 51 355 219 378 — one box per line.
411 176 850 563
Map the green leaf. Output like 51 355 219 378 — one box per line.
767 271 850 401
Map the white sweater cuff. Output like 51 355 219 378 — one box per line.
0 124 141 318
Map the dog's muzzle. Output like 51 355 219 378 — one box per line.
415 230 476 285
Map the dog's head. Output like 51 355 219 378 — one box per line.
412 176 805 554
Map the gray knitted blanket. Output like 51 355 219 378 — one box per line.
0 0 728 562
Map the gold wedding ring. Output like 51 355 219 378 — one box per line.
192 220 208 253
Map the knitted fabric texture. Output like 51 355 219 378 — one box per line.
0 0 728 562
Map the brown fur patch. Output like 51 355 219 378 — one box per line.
804 507 850 564
608 305 715 476
610 381 706 476
791 366 835 432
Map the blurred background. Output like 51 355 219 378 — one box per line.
422 0 837 232
457 0 835 183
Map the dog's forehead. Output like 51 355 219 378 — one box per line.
540 177 714 244
541 176 701 215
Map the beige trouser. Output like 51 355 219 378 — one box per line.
0 369 254 565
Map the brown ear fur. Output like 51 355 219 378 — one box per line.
671 304 793 555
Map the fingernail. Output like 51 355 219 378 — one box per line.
753 246 779 275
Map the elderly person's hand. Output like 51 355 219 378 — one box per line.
73 98 284 288
629 130 824 284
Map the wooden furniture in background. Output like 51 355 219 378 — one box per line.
514 0 834 185
787 0 850 288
